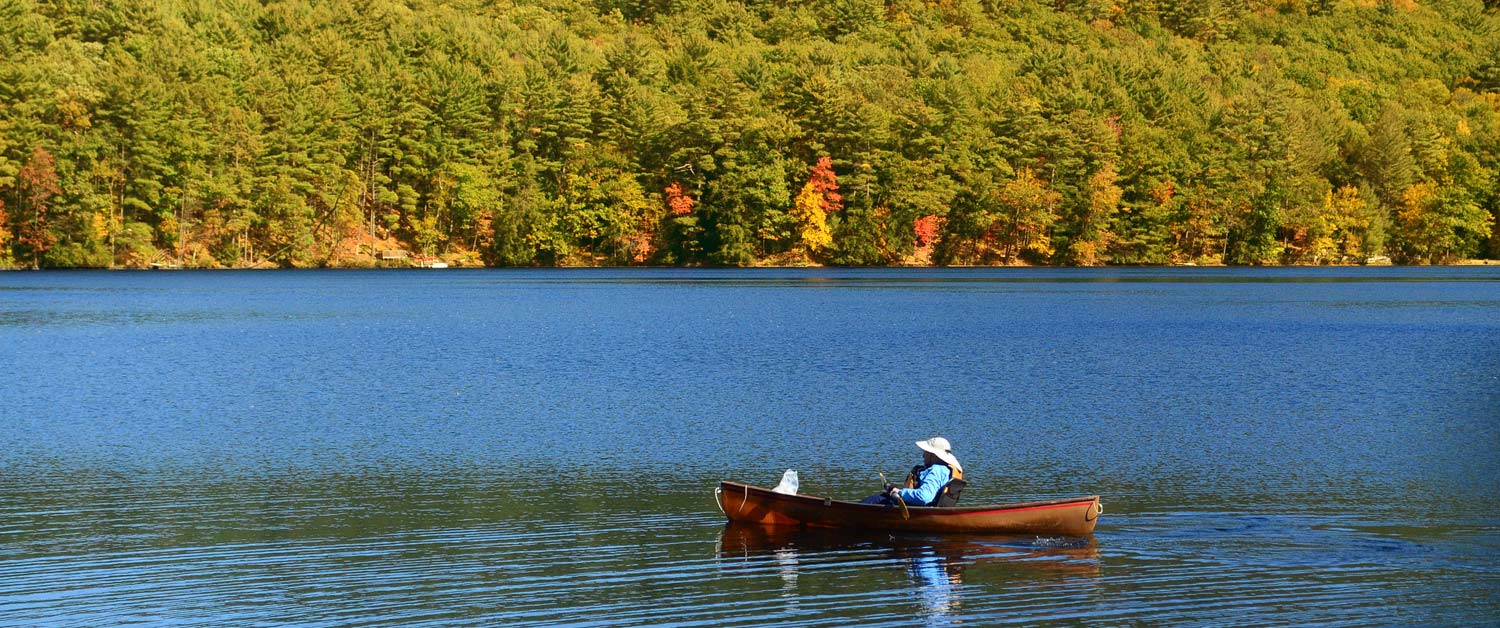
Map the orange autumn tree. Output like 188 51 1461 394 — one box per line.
913 215 940 247
15 146 61 269
0 198 11 265
808 156 842 214
661 182 703 264
665 182 694 216
911 214 942 264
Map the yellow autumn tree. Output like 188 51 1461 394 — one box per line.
1071 162 1121 266
1310 185 1370 264
1394 182 1444 264
992 167 1060 264
791 181 832 258
1392 177 1492 264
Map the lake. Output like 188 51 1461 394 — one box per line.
1 267 1497 626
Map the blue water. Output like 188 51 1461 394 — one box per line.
1 267 1498 625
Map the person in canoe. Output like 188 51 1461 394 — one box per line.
862 437 966 507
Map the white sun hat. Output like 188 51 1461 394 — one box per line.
915 437 962 473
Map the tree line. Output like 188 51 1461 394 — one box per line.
1 0 1498 268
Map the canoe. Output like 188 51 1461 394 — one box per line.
715 480 1101 536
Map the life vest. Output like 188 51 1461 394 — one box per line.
904 462 967 507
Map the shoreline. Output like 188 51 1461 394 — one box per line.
4 260 1498 271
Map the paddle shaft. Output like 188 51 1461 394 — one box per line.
877 472 910 520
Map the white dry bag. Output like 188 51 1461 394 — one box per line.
772 469 799 495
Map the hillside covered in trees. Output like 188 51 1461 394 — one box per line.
1 0 1498 268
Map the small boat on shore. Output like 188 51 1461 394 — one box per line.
715 480 1101 536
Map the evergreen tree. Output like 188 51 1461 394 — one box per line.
0 0 1497 267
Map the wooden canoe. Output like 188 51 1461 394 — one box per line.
715 480 1101 536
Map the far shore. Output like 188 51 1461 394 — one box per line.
5 259 1499 271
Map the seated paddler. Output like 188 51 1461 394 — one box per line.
862 437 966 507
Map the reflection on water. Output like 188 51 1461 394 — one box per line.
717 523 1102 625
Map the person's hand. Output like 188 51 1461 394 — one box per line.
888 487 901 497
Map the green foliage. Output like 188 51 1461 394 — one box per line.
2 0 1499 268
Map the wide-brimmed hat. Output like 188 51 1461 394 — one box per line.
916 437 961 472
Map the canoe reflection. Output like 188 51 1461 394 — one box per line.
716 522 1102 617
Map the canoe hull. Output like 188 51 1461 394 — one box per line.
716 481 1100 536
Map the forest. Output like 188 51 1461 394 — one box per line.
1 0 1498 268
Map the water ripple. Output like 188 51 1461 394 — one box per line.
2 269 1498 625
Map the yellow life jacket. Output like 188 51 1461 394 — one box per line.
904 463 966 507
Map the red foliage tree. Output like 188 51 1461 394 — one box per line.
913 215 940 247
16 146 61 268
665 182 695 216
808 156 842 213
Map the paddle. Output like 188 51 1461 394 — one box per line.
877 472 910 520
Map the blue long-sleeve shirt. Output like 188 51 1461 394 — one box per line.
896 464 951 506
